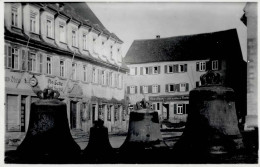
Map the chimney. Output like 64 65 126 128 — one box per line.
156 35 160 39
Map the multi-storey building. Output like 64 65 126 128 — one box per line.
4 2 128 142
124 29 246 125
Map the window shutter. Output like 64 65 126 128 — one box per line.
106 71 109 85
135 67 137 75
53 56 60 76
196 62 199 71
127 86 130 94
165 84 168 92
174 104 177 114
18 49 22 70
87 66 92 83
148 85 152 93
176 84 180 92
140 67 143 75
184 64 187 72
99 69 103 84
173 65 178 73
158 66 161 74
8 46 12 68
206 61 211 71
164 65 167 73
135 86 137 94
22 49 28 71
77 63 82 81
153 104 156 110
149 67 152 74
140 86 143 94
186 83 189 91
183 104 186 114
158 85 160 93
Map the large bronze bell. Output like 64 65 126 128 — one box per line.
119 99 168 163
173 71 244 162
16 88 81 162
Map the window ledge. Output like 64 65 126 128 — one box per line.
81 81 89 84
28 71 41 76
9 69 22 73
83 49 88 52
60 41 67 45
72 46 79 49
45 74 55 78
57 76 67 80
47 36 55 40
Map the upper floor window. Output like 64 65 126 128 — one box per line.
153 66 160 74
165 64 187 73
144 67 149 75
197 62 206 71
179 64 186 72
109 72 113 86
37 53 43 73
21 50 26 71
102 70 105 85
72 30 77 47
30 11 37 33
212 60 218 70
11 6 18 27
28 52 37 72
92 67 96 83
168 84 175 92
83 65 87 82
60 60 65 77
9 48 19 70
168 65 173 73
129 67 136 75
130 86 136 94
46 56 52 75
59 24 65 43
180 83 186 92
118 74 122 88
71 63 77 80
152 85 159 93
143 85 148 94
110 45 113 58
83 34 87 50
46 19 53 38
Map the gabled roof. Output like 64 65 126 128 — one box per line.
124 29 243 64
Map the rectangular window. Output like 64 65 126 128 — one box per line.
28 52 37 72
83 65 87 82
46 19 52 38
169 84 175 92
130 86 135 94
37 53 43 73
107 105 111 121
72 63 77 80
143 85 148 94
177 104 184 114
60 60 65 77
152 85 158 93
212 60 218 70
11 8 18 27
72 30 77 47
199 62 206 71
59 24 65 42
46 56 52 75
102 70 105 85
11 48 19 70
180 83 186 92
109 72 113 86
21 50 26 70
83 34 87 50
92 67 96 83
168 65 173 73
179 64 185 72
118 74 122 88
153 66 158 74
30 12 36 33
157 103 160 110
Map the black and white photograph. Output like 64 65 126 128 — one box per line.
2 0 258 164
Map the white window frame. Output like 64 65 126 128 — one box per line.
60 60 65 77
212 60 218 70
153 66 159 74
59 24 65 43
83 34 87 50
11 48 19 70
169 84 175 92
46 19 53 38
28 52 37 72
179 64 185 72
102 70 105 85
37 53 43 73
130 86 135 94
11 6 18 27
71 63 77 80
199 62 206 71
30 11 37 33
177 104 184 114
129 67 135 75
46 56 52 75
72 30 77 47
143 85 148 94
180 83 186 92
152 85 158 93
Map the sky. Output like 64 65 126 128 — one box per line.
88 2 247 61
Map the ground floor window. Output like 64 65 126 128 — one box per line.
6 95 19 131
107 105 112 121
114 106 119 121
173 103 187 115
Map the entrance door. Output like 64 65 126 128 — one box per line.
162 103 169 120
92 104 96 124
70 101 77 129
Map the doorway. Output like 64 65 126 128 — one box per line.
92 104 96 124
162 103 169 120
70 101 77 129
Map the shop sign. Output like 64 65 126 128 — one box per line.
5 75 22 83
47 78 66 93
149 95 189 102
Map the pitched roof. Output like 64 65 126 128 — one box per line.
124 29 243 64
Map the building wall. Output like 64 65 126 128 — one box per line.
4 2 128 144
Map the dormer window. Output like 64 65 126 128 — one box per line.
83 34 87 50
59 24 65 43
46 19 53 38
11 7 18 27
